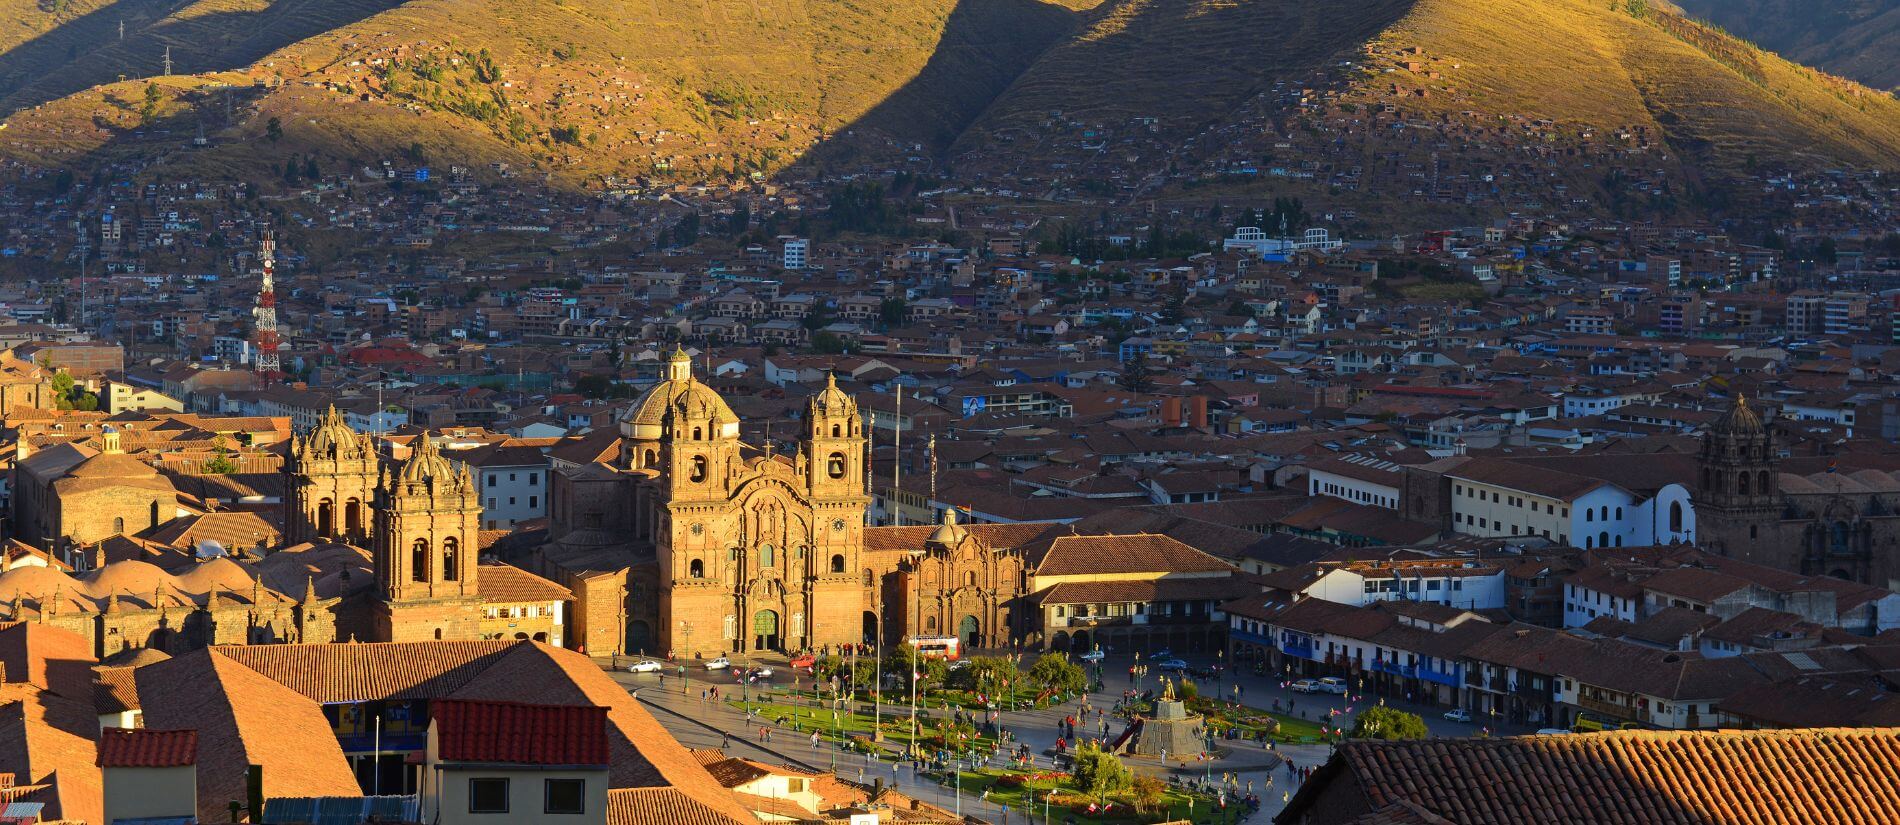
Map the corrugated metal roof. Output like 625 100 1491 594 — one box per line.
261 795 421 825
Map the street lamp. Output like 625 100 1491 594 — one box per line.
679 620 693 694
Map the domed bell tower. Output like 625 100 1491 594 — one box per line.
804 371 868 583
370 432 484 642
285 405 378 546
1700 395 1779 515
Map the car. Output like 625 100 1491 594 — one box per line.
1290 679 1321 694
741 666 774 679
1443 709 1473 723
1154 658 1189 672
624 659 666 673
704 657 731 671
789 654 817 669
1151 649 1174 660
1078 649 1106 663
1317 677 1349 695
1534 728 1574 735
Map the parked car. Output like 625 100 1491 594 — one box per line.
1079 649 1106 663
624 659 665 673
1155 658 1189 672
1151 649 1174 660
705 657 731 671
1534 728 1573 735
1443 708 1473 723
790 654 817 669
1290 679 1321 694
1317 677 1349 695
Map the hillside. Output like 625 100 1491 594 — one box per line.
0 0 1892 201
0 0 1101 183
1671 0 1900 91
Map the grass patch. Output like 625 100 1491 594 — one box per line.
957 767 1232 824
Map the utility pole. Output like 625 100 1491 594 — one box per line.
118 20 124 40
162 46 171 77
892 390 901 525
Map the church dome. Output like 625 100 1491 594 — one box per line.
303 405 362 457
809 371 856 416
65 451 159 479
398 433 458 485
1714 395 1766 436
620 346 739 440
927 508 968 550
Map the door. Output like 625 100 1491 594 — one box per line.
959 615 980 651
753 610 781 652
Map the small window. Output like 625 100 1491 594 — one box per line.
545 778 585 814
469 778 510 813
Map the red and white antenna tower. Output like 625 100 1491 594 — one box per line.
252 230 281 379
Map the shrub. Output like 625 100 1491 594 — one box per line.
1349 706 1430 741
1071 744 1132 796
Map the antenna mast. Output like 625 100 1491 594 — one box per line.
162 46 171 77
252 230 281 380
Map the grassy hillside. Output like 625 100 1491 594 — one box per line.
1671 0 1900 91
0 0 1102 184
1345 0 1900 172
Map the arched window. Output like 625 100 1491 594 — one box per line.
344 499 363 536
862 568 873 586
832 424 841 438
1598 531 1609 549
317 498 334 537
150 500 160 530
643 449 657 468
760 544 775 567
1738 473 1750 495
113 517 125 535
411 539 430 582
728 547 739 562
926 616 937 631
690 455 708 483
1613 535 1623 547
831 554 846 573
1615 506 1623 520
827 452 847 480
692 427 703 440
690 559 705 578
1585 535 1594 549
1585 509 1594 523
1669 501 1683 533
966 572 977 586
442 537 460 581
1758 470 1771 494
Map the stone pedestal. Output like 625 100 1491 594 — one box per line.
1133 697 1204 758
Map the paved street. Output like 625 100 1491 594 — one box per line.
603 649 1533 823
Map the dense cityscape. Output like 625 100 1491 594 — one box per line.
0 0 1897 823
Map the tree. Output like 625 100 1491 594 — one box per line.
669 211 700 248
1158 285 1187 326
204 437 239 474
1131 774 1166 812
1026 652 1085 694
1349 706 1430 741
878 298 907 329
727 202 750 237
265 116 283 143
1071 744 1132 796
810 331 846 354
139 82 162 124
1117 350 1154 395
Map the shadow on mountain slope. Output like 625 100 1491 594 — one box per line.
0 0 403 114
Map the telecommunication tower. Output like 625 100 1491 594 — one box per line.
252 231 281 378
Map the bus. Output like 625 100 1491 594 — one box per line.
909 635 961 661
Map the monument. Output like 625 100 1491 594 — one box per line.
1132 677 1207 759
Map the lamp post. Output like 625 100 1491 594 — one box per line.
679 620 693 694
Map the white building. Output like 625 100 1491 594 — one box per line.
781 237 809 270
453 444 550 530
1306 454 1404 510
1445 457 1695 549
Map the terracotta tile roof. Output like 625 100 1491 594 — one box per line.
96 727 197 767
475 562 574 604
607 787 758 825
132 650 360 824
433 699 609 766
1030 533 1235 578
0 622 94 700
863 523 1054 554
733 790 816 819
1036 576 1259 606
0 681 102 825
205 639 517 703
1285 728 1900 825
92 666 141 714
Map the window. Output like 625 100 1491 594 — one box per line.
469 778 509 813
690 455 708 483
827 452 847 480
1669 501 1683 533
442 537 460 582
690 559 705 578
113 517 125 534
529 472 539 485
545 778 585 814
760 544 775 567
529 496 539 509
488 476 497 487
411 539 429 582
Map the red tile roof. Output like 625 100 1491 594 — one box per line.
432 699 609 766
96 728 197 768
1284 727 1900 825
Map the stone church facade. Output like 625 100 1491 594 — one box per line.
1696 396 1900 591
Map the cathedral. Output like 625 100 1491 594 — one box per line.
1696 396 1900 591
532 348 1050 658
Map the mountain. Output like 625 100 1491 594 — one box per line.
0 0 1892 207
1671 0 1900 91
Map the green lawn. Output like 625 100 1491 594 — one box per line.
729 698 1004 758
956 768 1240 825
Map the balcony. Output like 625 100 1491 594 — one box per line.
1577 695 1638 722
1066 615 1134 628
1280 641 1316 661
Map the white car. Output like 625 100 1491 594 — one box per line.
1443 709 1473 723
624 659 665 673
1079 649 1106 663
705 657 732 671
743 666 775 679
1290 679 1321 694
1317 677 1349 695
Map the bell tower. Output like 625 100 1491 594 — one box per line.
1700 395 1778 515
804 371 868 607
370 432 484 642
285 405 378 546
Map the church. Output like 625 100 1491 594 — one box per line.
527 347 1244 659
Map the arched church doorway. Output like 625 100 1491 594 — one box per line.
317 499 334 538
863 611 879 646
958 615 980 651
753 610 781 652
627 620 653 655
1071 629 1091 656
